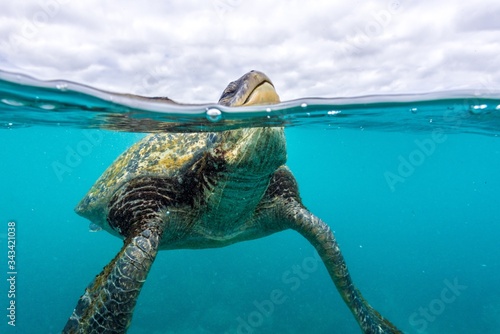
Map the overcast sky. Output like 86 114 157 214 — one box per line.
1 0 499 103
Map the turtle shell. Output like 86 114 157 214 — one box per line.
75 132 212 235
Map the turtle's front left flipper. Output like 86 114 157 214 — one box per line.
285 204 402 333
63 228 161 334
261 166 402 334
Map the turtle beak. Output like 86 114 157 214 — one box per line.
242 81 280 106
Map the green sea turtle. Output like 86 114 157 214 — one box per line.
63 71 402 333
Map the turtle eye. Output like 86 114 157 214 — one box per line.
218 80 238 105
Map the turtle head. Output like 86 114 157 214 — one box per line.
218 70 280 107
215 71 286 174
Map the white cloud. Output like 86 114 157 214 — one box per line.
0 0 499 103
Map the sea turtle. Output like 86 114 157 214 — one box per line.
63 71 402 333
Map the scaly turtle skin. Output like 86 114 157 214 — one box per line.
63 71 402 333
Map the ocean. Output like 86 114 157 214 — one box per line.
1 70 499 333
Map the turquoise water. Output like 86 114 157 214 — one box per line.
1 70 500 333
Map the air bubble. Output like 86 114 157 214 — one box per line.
327 110 341 116
470 104 488 114
266 107 272 112
206 108 222 122
410 108 418 114
56 83 68 91
89 223 102 232
1 99 23 106
40 104 56 110
301 103 308 108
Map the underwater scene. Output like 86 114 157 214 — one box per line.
1 70 500 334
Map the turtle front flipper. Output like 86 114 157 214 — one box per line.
63 229 161 334
64 176 174 334
263 167 402 333
286 204 402 333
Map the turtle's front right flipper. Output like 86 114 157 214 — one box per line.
63 176 174 334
